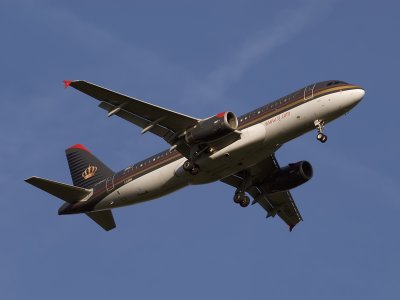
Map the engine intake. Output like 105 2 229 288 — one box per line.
185 112 238 144
263 161 313 193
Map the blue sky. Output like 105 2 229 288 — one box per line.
1 0 399 299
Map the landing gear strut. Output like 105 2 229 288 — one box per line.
314 120 328 143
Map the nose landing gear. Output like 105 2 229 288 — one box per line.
317 133 328 143
314 120 328 143
232 171 251 207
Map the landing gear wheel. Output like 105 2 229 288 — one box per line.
240 196 250 207
314 120 328 144
317 133 328 143
233 192 244 204
183 160 194 171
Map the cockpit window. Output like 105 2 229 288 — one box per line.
327 80 346 86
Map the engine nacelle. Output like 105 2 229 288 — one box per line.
185 112 238 144
263 161 313 193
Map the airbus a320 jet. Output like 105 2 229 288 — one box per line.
26 80 364 231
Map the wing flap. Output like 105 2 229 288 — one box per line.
98 101 175 140
256 192 302 229
220 154 303 230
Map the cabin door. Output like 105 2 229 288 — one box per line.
106 175 115 192
303 83 316 100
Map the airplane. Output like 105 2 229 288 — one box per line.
25 80 364 231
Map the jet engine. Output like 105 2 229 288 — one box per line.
263 161 313 193
185 112 238 144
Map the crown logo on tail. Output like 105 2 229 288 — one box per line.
82 165 98 180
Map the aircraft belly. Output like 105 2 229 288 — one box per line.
95 159 189 209
94 90 357 210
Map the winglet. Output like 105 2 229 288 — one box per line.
216 112 225 118
63 80 72 88
289 225 295 232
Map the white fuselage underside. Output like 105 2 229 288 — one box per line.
94 89 363 211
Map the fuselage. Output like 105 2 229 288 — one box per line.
59 80 364 215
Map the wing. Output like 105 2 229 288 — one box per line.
220 154 303 231
67 80 199 153
66 80 243 158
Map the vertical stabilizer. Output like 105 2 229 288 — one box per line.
65 144 114 189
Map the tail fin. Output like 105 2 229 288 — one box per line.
25 176 91 203
26 176 117 231
65 144 114 189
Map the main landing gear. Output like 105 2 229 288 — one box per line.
314 119 328 143
233 191 250 208
232 170 251 207
183 159 199 175
183 145 213 175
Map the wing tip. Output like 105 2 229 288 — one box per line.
63 80 73 88
25 176 35 184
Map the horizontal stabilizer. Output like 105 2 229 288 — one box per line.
25 176 91 203
86 210 116 231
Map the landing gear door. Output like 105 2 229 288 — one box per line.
304 83 316 101
106 175 115 192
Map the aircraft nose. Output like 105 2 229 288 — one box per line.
344 87 365 109
354 88 365 102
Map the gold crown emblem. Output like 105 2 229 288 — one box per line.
82 165 98 180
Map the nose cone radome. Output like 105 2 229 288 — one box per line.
343 87 365 110
353 88 365 103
